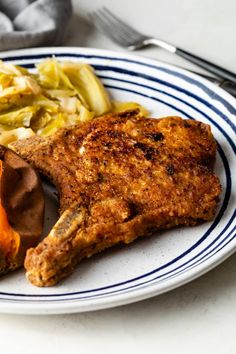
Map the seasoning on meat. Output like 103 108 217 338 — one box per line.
12 110 221 286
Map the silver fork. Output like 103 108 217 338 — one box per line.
90 7 236 83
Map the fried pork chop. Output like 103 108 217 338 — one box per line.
12 110 221 286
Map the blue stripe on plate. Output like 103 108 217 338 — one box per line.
96 66 236 134
0 224 235 302
0 52 234 301
0 85 233 300
7 60 236 142
2 52 236 115
105 82 235 152
102 74 236 146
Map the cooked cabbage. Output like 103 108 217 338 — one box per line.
61 62 111 115
0 106 39 127
0 58 147 146
0 127 35 146
112 101 149 116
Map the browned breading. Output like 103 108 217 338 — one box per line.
12 110 221 286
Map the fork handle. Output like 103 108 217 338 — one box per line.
147 38 236 83
175 48 236 83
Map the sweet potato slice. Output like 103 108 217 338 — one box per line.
0 146 44 275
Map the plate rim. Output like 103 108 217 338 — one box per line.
0 46 235 314
1 45 236 108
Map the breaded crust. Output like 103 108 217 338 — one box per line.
12 110 221 286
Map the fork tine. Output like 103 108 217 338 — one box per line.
91 7 147 48
98 11 135 42
100 7 143 39
97 9 132 42
90 11 131 46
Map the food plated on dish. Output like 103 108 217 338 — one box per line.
0 58 222 286
0 47 234 314
0 146 44 275
0 59 146 146
12 109 221 286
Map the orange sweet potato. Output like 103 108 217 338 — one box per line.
0 145 44 275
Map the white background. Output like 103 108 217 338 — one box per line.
0 0 236 353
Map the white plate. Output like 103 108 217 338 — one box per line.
0 47 235 315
